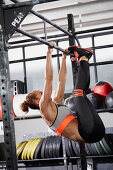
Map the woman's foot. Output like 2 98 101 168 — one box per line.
68 45 93 61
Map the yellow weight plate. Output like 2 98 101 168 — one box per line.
30 138 42 160
17 141 27 159
16 141 24 150
23 139 35 160
17 142 26 156
29 139 39 160
16 142 23 155
26 139 37 160
21 139 34 160
17 141 27 158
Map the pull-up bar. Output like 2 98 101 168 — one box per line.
10 0 80 46
10 0 72 36
9 0 81 55
17 28 66 53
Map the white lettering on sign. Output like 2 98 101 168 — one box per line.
11 12 24 27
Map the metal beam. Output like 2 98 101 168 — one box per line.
10 0 73 37
4 0 60 9
30 10 72 37
68 14 87 170
0 1 18 170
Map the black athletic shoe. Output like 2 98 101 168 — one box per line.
68 45 93 61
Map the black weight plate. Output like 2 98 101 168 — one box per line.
71 141 79 156
45 136 51 158
96 142 105 155
90 143 98 156
86 143 93 156
34 138 44 159
105 135 113 154
55 136 60 158
65 138 71 157
99 140 109 155
52 136 58 158
75 142 80 156
93 143 101 155
102 135 113 155
48 136 55 158
58 136 63 157
68 140 75 157
41 137 48 159
85 143 91 156
56 136 63 157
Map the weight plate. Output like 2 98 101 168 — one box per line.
65 138 71 157
90 143 98 156
45 136 51 158
93 143 101 156
34 138 44 159
41 137 48 159
16 142 24 150
55 136 62 158
52 136 58 158
86 143 93 156
96 142 105 155
75 142 80 156
30 138 42 160
102 135 113 155
25 139 36 160
17 142 27 159
21 139 34 160
48 136 55 158
27 139 37 160
68 139 75 157
99 140 109 155
17 142 25 157
71 141 79 156
18 142 28 160
85 143 91 156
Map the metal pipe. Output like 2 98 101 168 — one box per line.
43 21 47 40
75 25 113 35
92 35 98 83
16 28 66 53
10 0 72 37
74 35 81 46
22 47 28 93
31 10 72 37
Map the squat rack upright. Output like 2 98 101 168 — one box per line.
0 0 87 170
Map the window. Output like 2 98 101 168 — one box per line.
9 63 24 82
8 48 23 61
26 58 58 93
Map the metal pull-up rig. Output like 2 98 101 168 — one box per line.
0 0 89 170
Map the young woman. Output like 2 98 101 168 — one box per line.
20 42 105 143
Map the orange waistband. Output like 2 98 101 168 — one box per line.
74 89 83 97
55 114 75 136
